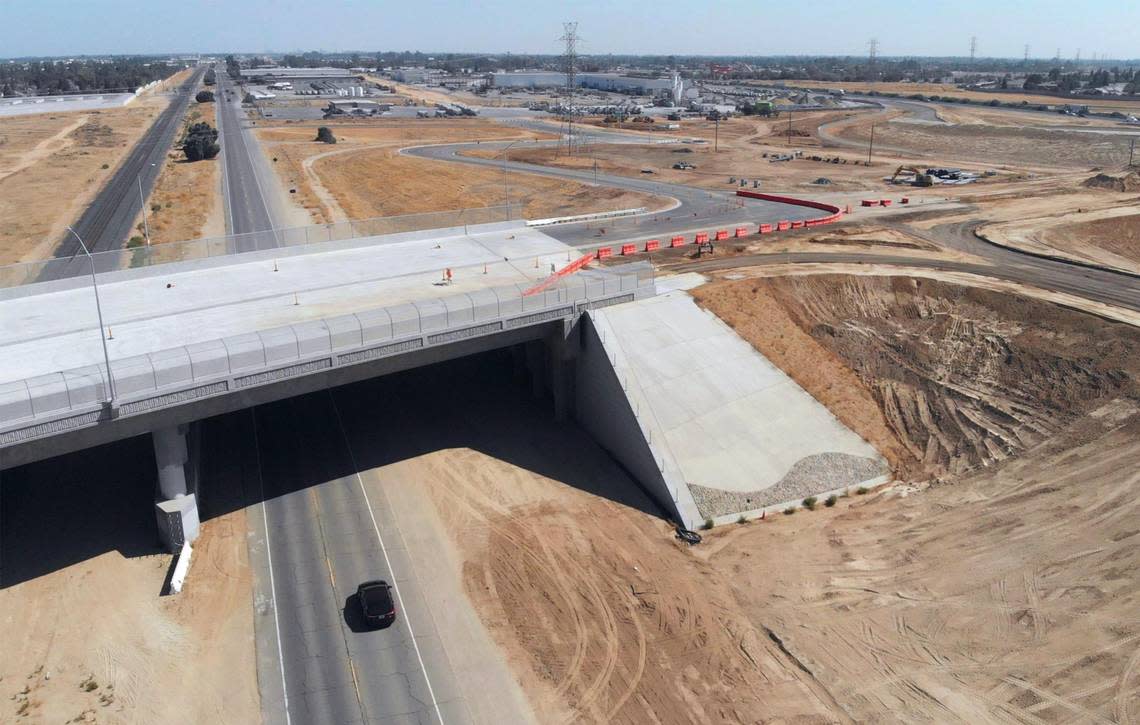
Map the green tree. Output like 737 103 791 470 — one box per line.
195 90 214 103
182 122 219 161
315 126 337 144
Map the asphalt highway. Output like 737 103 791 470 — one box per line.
53 67 205 265
216 73 279 249
216 74 485 725
243 390 465 725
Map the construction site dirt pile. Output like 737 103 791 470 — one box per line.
694 275 1140 480
1083 170 1140 192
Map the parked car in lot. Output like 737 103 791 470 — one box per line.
357 580 396 627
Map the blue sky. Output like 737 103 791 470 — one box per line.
3 0 1137 60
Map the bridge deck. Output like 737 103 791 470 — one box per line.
0 222 576 386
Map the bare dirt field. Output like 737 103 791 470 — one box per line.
255 120 667 223
127 98 223 246
482 111 924 195
832 109 1137 169
0 437 258 724
386 277 1140 723
760 79 1140 115
0 95 172 265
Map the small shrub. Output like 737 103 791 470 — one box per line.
164 202 172 208
856 486 870 495
701 518 714 530
315 126 336 144
783 507 796 515
803 496 818 511
736 514 748 525
101 163 109 170
127 236 145 248
825 494 838 508
150 203 161 213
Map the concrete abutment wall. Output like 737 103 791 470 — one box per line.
574 313 701 530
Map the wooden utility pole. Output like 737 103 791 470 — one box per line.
1130 137 1136 167
714 115 719 152
787 110 793 146
867 124 875 164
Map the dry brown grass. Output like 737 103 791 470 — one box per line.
256 119 666 223
0 95 172 264
129 99 222 245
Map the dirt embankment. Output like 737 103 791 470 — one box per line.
0 436 258 723
407 282 1140 723
695 276 1140 480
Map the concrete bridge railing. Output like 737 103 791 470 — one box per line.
0 263 654 462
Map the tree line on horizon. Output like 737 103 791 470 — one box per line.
0 57 186 97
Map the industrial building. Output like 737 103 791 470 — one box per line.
491 71 684 100
239 66 358 82
324 99 391 116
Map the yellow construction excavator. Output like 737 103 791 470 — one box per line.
890 165 934 187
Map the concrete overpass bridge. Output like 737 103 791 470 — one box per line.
0 220 657 546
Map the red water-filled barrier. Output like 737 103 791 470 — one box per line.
758 223 773 234
670 235 685 247
776 220 791 231
596 246 613 259
620 243 637 256
861 199 879 207
644 239 660 252
880 199 892 207
694 232 709 244
714 229 729 241
734 227 749 238
735 190 845 229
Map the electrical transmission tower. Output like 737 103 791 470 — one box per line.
970 36 977 63
560 22 579 155
867 38 878 79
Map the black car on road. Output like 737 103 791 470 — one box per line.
357 580 397 628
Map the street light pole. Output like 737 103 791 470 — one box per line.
67 226 116 404
867 124 875 165
137 174 151 245
495 139 523 221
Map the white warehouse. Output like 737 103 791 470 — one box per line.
492 71 683 99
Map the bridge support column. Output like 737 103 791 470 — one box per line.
547 319 578 423
152 425 199 553
524 340 545 400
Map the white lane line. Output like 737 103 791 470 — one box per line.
218 78 236 235
250 408 293 725
327 391 446 725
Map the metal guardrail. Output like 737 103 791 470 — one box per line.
0 263 655 447
1 206 514 289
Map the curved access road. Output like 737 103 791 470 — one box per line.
402 138 820 246
669 219 1140 315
